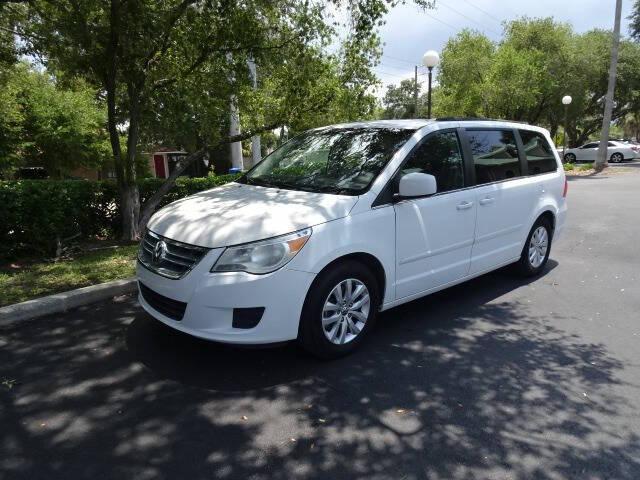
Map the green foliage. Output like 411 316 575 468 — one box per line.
0 245 139 306
8 0 406 236
563 163 575 171
0 63 110 178
380 79 420 119
630 0 640 41
0 174 239 260
437 29 495 117
408 18 640 147
578 162 594 171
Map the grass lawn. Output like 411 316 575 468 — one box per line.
0 245 138 307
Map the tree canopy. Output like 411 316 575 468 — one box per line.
0 62 110 178
423 18 640 146
630 0 640 41
4 0 434 238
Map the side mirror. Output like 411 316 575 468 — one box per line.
397 172 437 199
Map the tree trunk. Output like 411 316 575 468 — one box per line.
105 0 139 240
595 0 623 171
120 182 140 239
121 84 142 240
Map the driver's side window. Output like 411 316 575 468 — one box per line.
400 131 464 193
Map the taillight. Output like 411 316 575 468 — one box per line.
563 178 568 198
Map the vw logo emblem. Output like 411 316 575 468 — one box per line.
152 240 167 264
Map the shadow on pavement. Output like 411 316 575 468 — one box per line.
2 260 639 479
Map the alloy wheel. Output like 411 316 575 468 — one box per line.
528 226 549 268
321 278 370 345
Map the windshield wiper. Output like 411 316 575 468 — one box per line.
246 177 280 188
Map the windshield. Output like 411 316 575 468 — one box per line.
240 127 415 195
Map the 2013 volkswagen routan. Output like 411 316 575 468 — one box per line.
137 119 567 358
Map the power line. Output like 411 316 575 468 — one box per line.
438 1 502 36
381 54 418 66
376 69 413 79
378 61 415 72
423 11 459 31
459 0 505 26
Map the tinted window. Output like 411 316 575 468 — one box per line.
400 131 464 193
466 130 521 184
582 142 598 149
243 127 414 195
519 129 557 175
607 142 617 147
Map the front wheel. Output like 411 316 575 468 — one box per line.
564 153 576 163
298 260 380 359
514 218 552 277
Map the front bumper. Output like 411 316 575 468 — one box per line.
136 254 316 344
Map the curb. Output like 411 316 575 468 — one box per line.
0 277 138 325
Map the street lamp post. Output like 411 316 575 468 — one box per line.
422 50 440 119
562 95 572 161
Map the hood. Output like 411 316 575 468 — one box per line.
147 182 359 248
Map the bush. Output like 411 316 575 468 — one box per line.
578 162 594 171
0 174 239 260
563 163 575 171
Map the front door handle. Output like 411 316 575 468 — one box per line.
479 197 494 206
456 201 474 210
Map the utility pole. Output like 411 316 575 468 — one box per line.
227 53 243 171
229 98 243 171
247 58 261 168
413 65 418 118
595 0 623 171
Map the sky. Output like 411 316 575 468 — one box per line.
374 0 635 96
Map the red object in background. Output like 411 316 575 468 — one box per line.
153 154 166 178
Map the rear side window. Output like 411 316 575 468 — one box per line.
519 129 557 175
400 131 464 193
466 129 521 184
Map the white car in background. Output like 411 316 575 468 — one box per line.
563 140 638 163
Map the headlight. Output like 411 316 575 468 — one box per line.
211 228 312 274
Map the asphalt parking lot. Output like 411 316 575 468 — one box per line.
2 168 640 480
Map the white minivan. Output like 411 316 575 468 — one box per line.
137 119 567 358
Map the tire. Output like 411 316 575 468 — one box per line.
610 152 623 163
514 217 553 277
298 260 380 359
564 153 576 163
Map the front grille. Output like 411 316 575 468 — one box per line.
138 229 209 279
139 282 187 321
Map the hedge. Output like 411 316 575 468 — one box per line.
0 174 239 260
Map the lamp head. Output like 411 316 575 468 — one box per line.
422 50 440 69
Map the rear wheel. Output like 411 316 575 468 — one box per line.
514 217 552 277
298 260 380 359
610 152 623 163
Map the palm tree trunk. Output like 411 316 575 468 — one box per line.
595 0 623 171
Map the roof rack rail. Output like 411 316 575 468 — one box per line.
435 117 528 124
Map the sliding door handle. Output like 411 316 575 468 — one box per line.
479 197 494 206
456 201 474 210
